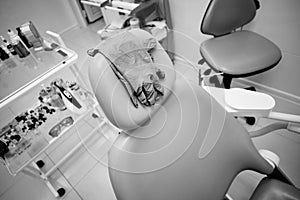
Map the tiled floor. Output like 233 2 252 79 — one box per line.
1 18 300 200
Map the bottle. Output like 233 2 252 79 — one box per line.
67 81 87 101
16 27 33 49
130 17 140 29
1 44 20 66
0 46 16 69
39 85 66 111
1 44 12 56
0 140 9 160
7 29 30 58
0 36 17 56
52 79 87 115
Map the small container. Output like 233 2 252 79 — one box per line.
50 93 66 111
67 81 87 101
18 21 43 51
16 27 33 49
0 36 17 56
7 29 30 58
0 46 9 60
0 46 16 69
130 17 140 29
1 44 12 56
52 79 87 114
0 140 9 159
39 86 66 111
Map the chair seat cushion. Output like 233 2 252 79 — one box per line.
250 178 300 200
200 30 281 76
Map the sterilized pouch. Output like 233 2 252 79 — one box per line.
88 31 165 108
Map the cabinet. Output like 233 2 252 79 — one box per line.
0 34 109 198
82 2 103 23
80 0 174 60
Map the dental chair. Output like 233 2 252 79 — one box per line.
87 29 300 199
199 0 282 89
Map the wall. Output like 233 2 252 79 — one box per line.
0 0 78 38
245 0 300 100
168 0 209 63
168 0 300 104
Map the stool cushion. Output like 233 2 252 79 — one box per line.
250 178 300 200
200 30 281 76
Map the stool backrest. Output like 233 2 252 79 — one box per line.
201 0 257 36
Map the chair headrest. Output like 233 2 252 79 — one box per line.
88 29 176 130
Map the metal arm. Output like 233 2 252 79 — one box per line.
267 111 300 124
45 30 66 48
249 122 288 137
251 112 300 136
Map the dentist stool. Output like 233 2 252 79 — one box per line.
88 29 299 200
199 0 282 89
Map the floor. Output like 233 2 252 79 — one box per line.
1 18 300 200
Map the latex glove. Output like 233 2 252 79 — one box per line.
126 66 165 106
114 38 165 107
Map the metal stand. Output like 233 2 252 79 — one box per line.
22 161 65 198
18 112 107 198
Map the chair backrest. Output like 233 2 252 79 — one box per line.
87 29 176 130
201 0 257 36
88 29 275 199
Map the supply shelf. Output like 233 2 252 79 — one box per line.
0 35 111 198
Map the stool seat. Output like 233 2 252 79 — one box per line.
200 30 281 76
